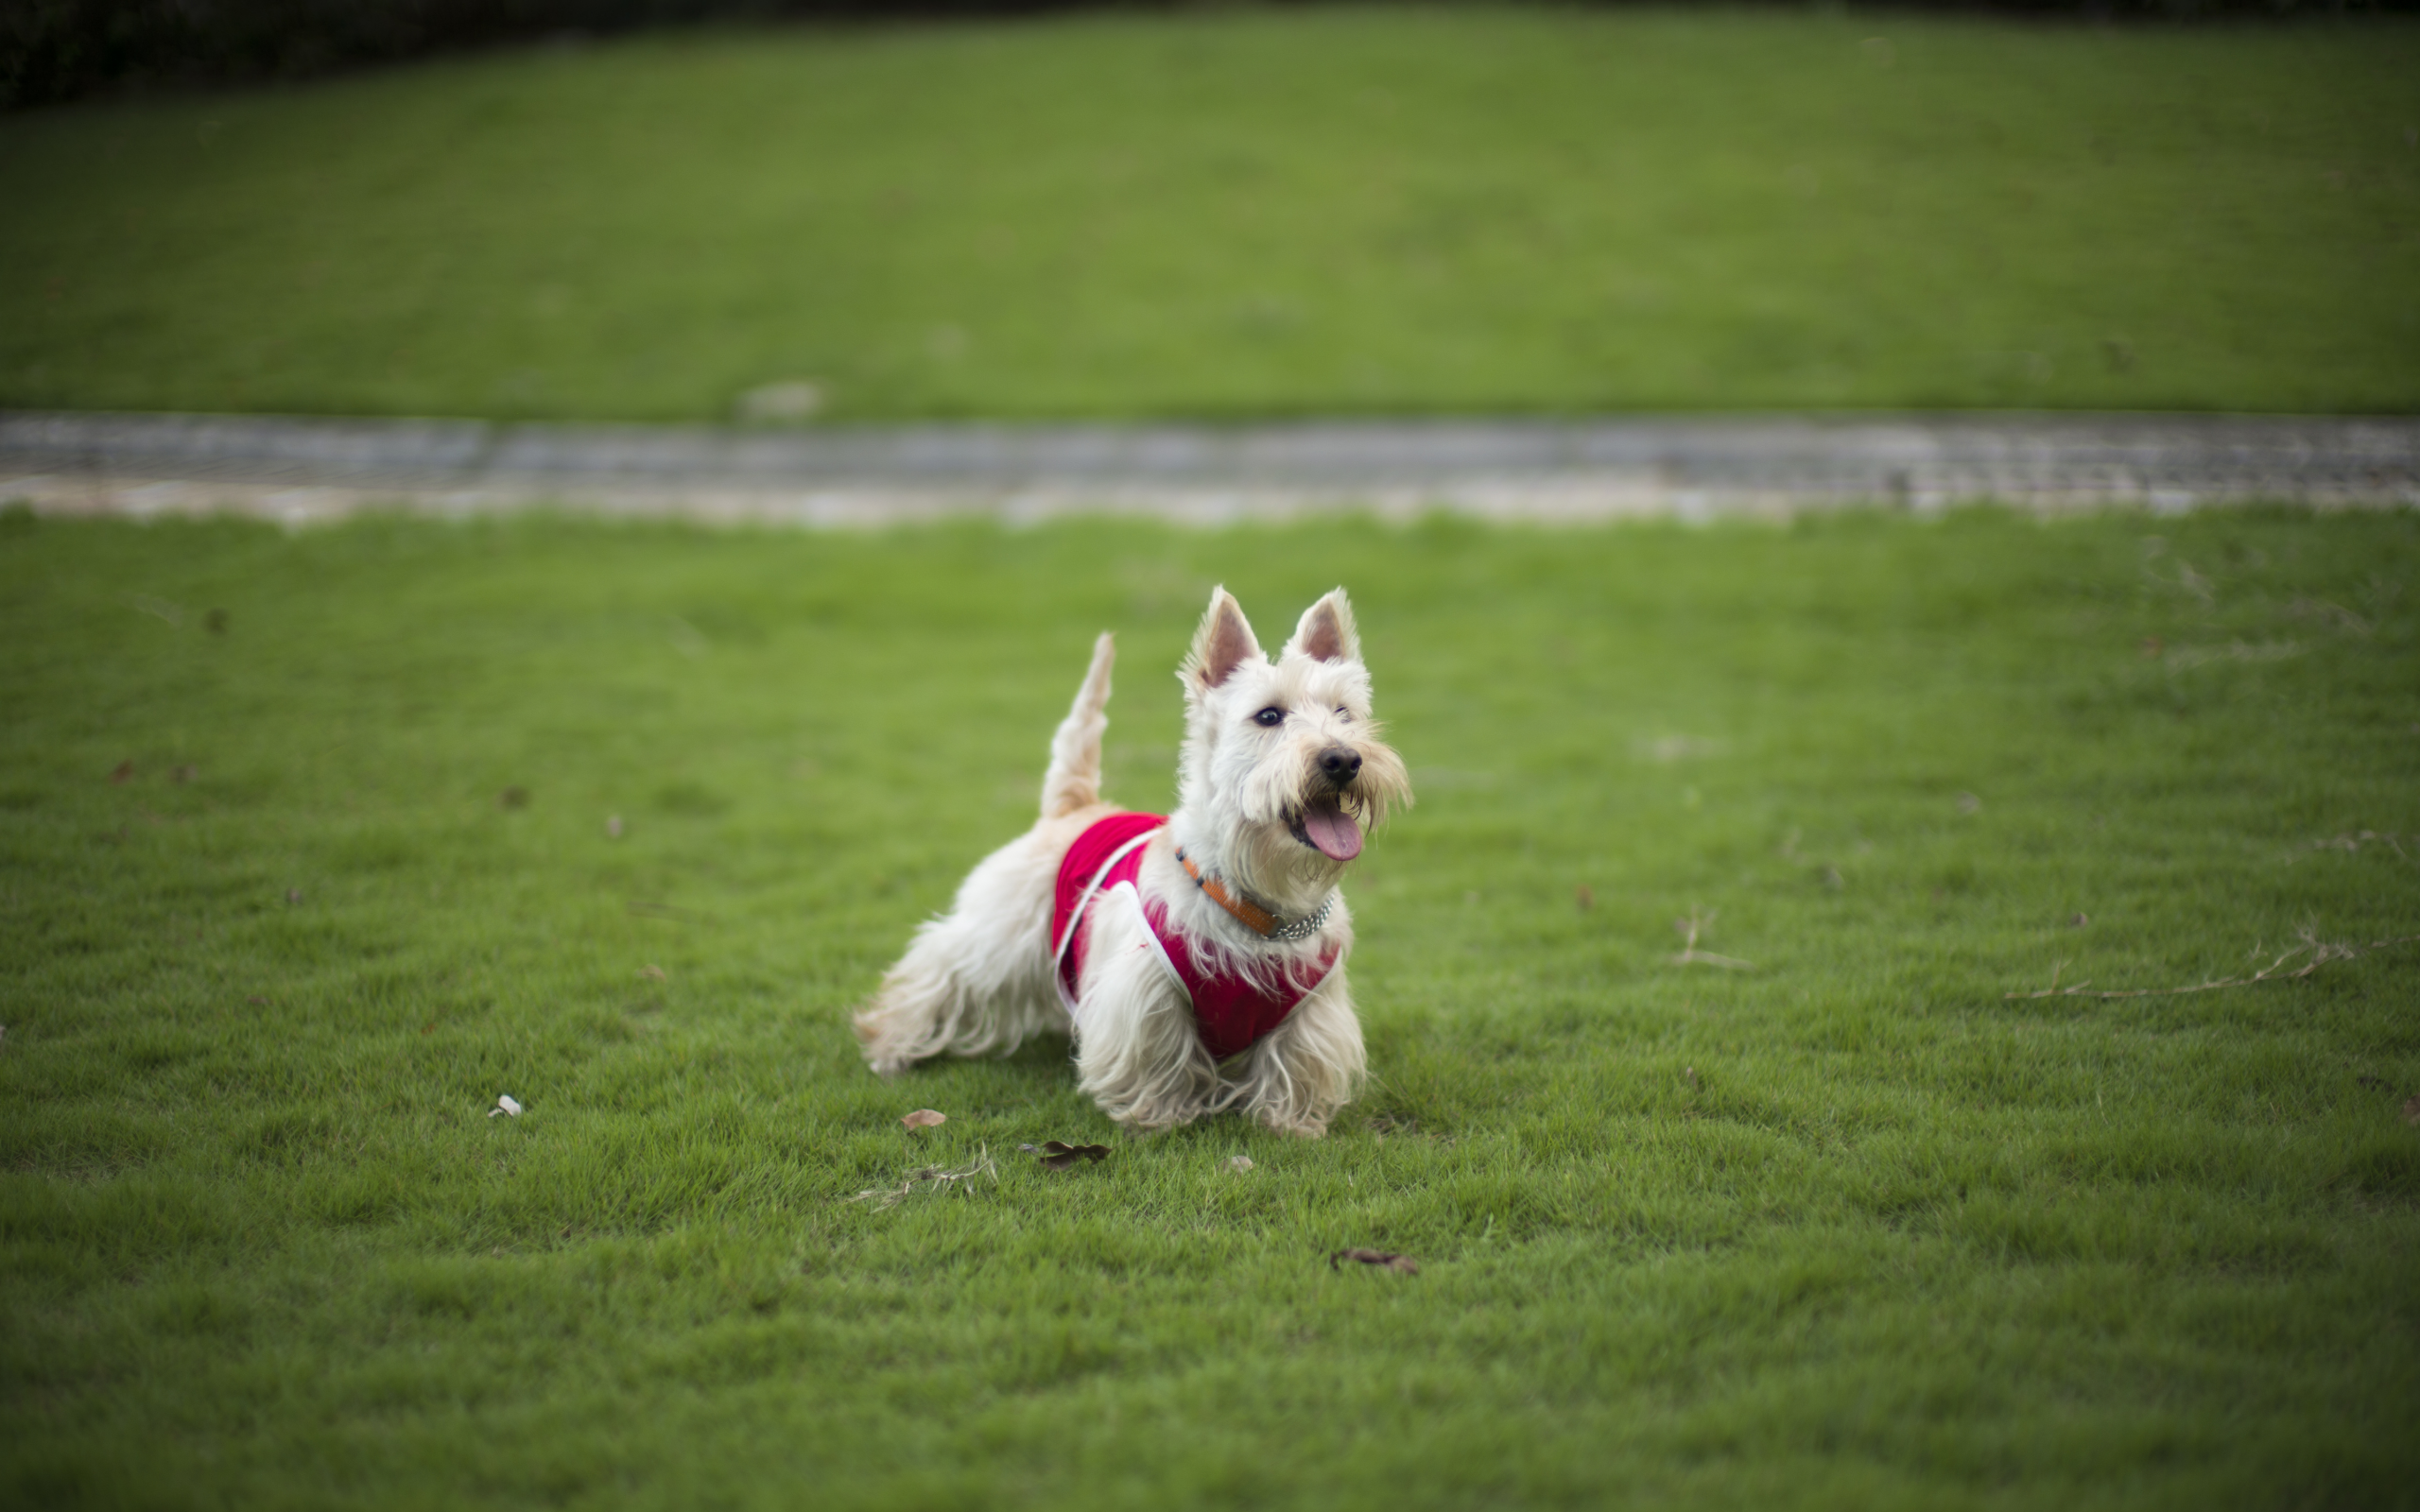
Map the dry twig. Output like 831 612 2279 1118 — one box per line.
2006 930 2419 1002
2286 596 2373 637
1330 1247 1420 1275
846 1143 998 1209
2305 830 2411 861
1668 909 1754 971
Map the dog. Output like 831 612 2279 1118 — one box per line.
853 586 1410 1136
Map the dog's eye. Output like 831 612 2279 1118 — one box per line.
1253 707 1285 728
1336 707 1351 720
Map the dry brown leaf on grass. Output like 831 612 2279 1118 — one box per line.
1330 1248 1419 1275
636 964 666 981
2404 1095 2420 1127
1019 1141 1109 1170
900 1109 947 1130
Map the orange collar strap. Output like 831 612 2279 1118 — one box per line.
1176 847 1281 937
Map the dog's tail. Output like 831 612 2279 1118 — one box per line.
1040 632 1115 819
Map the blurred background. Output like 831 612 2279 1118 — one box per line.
3 1 2416 426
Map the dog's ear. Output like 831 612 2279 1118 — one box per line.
1184 586 1263 692
1283 588 1359 664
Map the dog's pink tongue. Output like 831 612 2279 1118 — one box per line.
1302 804 1363 862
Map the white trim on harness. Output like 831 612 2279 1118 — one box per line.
1051 828 1165 1020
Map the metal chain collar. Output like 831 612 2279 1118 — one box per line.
1267 894 1336 942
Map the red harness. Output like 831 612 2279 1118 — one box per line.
1052 812 1340 1059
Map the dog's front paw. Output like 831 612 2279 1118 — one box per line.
852 1019 912 1077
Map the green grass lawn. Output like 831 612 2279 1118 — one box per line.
3 503 2417 1508
2 6 2417 423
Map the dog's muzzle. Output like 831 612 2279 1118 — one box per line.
1315 745 1362 788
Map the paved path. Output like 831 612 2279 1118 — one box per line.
5 409 2415 526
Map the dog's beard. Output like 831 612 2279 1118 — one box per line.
1243 784 1393 895
1237 816 1343 898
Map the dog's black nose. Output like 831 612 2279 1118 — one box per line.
1317 746 1362 786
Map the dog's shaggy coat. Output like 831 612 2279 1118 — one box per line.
852 587 1410 1135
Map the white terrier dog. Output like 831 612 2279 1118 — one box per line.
853 587 1411 1137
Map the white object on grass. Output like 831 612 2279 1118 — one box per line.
488 1094 523 1118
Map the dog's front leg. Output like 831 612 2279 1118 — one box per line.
1073 902 1218 1132
1219 971 1367 1138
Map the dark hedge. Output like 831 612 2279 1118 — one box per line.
4 0 2411 110
0 0 1020 109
